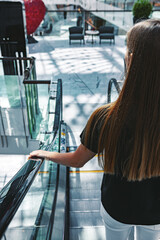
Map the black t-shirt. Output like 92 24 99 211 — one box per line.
80 109 160 225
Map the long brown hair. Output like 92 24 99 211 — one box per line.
85 19 160 181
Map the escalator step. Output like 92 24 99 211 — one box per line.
70 173 103 190
70 199 100 212
70 189 101 200
70 211 104 227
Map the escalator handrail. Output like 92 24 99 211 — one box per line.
107 78 121 103
29 79 63 239
29 131 60 240
0 159 43 239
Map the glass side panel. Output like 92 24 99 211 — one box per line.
34 7 160 41
0 75 22 108
3 160 58 240
0 72 51 140
35 11 80 38
34 83 57 142
24 83 50 140
0 58 50 140
24 80 58 140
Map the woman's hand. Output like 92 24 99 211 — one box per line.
28 144 96 167
28 150 49 160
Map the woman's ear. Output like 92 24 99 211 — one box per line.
125 51 133 72
128 53 133 68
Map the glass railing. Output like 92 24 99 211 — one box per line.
23 59 44 139
33 7 160 40
0 79 64 240
0 57 39 148
0 56 56 142
0 57 35 109
23 81 50 140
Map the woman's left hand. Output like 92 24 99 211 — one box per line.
28 150 49 160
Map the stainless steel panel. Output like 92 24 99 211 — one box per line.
70 226 106 240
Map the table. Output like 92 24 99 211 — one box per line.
85 30 99 44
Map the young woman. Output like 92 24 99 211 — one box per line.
28 19 160 239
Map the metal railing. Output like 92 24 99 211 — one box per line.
107 77 121 103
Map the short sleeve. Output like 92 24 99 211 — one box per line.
80 113 101 154
80 106 109 153
80 128 99 153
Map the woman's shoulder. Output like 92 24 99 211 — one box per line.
89 103 112 129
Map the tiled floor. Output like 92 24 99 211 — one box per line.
28 33 126 146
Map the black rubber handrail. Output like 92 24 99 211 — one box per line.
45 79 63 239
107 78 121 103
23 80 51 84
0 159 43 239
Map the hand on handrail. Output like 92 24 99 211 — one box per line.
28 151 45 161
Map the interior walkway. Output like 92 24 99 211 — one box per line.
28 32 126 146
0 30 126 191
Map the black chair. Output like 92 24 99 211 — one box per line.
99 26 115 44
69 26 85 44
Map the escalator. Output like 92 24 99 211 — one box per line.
69 156 105 240
67 78 133 240
0 76 68 240
0 78 122 240
67 78 121 240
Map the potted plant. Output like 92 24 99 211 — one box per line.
132 0 153 24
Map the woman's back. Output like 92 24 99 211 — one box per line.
84 19 160 182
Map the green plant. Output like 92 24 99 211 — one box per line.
132 0 153 19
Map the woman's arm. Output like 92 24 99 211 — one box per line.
28 144 96 168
